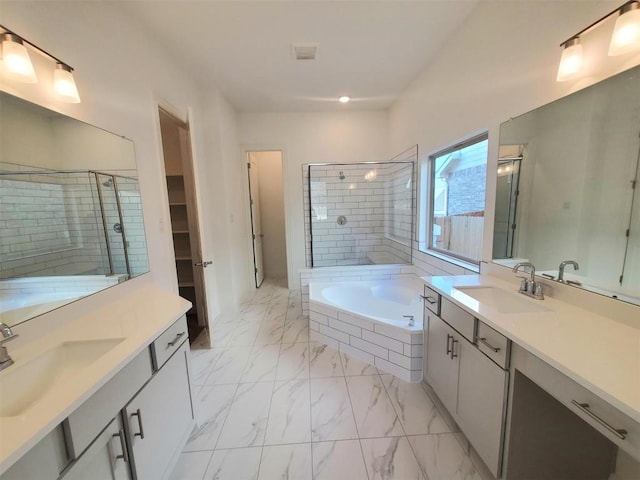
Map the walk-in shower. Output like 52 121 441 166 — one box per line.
0 168 148 279
304 153 416 267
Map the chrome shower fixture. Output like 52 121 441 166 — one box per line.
339 171 345 180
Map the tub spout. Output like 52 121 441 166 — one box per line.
403 315 415 327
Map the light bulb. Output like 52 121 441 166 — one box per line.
557 38 583 82
54 63 81 103
1 33 37 83
338 96 350 103
609 2 640 56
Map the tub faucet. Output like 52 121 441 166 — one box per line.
0 322 19 371
558 260 579 283
403 315 415 327
512 262 544 300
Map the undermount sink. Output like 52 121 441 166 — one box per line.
455 286 551 314
0 338 124 417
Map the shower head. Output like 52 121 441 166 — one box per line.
102 178 113 187
339 171 345 180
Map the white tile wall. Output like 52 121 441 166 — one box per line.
308 298 423 383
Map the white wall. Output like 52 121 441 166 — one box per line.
239 111 389 288
251 151 288 279
0 1 245 336
388 0 640 266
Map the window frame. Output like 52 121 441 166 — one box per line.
425 132 489 266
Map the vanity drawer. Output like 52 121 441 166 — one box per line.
512 345 640 461
66 348 152 458
423 286 441 316
476 321 510 369
151 315 188 370
440 297 475 342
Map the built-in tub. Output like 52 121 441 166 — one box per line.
309 275 425 382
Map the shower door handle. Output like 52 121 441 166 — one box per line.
194 261 212 268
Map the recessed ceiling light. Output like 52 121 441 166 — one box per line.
338 96 350 103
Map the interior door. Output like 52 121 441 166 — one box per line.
248 157 264 287
178 125 209 327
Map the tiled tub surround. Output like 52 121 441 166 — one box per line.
0 274 127 325
309 276 424 382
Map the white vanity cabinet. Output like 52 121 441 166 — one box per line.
62 416 131 480
125 341 193 480
0 426 69 480
425 313 461 414
424 294 509 478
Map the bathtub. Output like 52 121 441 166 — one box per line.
309 275 425 382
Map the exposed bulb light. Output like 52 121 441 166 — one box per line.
557 38 583 82
609 1 640 55
1 33 37 83
54 63 80 103
338 96 350 103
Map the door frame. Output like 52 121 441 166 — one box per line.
153 94 213 337
241 146 292 288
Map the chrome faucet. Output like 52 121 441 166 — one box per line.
512 262 544 300
0 322 19 371
558 260 579 283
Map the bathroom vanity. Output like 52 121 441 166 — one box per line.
422 274 640 479
0 286 194 480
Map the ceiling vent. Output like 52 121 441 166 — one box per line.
292 43 318 61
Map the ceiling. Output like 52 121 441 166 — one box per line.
123 1 479 113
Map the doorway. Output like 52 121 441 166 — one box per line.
159 108 210 345
246 151 288 288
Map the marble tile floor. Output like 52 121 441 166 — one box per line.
171 278 485 480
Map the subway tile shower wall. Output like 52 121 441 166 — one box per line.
0 174 108 278
303 162 414 268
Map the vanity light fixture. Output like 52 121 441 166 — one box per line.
0 25 80 103
1 33 37 83
557 1 640 81
609 1 640 55
54 63 80 103
557 38 583 81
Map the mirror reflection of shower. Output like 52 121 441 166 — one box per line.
493 145 524 259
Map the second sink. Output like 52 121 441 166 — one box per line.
455 286 551 314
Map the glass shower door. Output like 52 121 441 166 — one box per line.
95 173 130 277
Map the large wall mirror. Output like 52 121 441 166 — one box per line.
0 92 150 326
493 65 640 306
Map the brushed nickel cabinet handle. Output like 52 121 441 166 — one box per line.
571 401 627 439
478 337 500 353
112 429 129 463
131 409 145 439
450 338 459 359
421 295 438 305
446 334 453 355
167 331 186 348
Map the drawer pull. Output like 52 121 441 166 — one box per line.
167 331 186 348
446 334 453 355
131 409 145 439
450 338 459 359
478 337 501 353
112 429 129 463
421 295 438 305
571 401 628 440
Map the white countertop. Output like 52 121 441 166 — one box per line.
0 285 191 474
423 275 640 423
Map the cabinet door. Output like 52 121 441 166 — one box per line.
1 425 69 480
425 314 460 416
61 416 131 480
457 344 508 478
125 342 193 480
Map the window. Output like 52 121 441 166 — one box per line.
422 134 488 265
